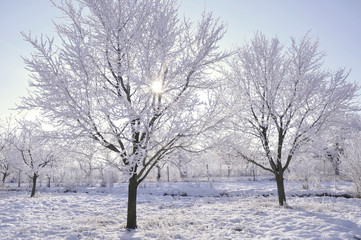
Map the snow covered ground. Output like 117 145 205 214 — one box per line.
1 179 361 239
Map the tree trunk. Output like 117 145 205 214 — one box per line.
2 173 8 186
167 166 170 182
156 165 161 183
275 172 286 206
47 176 51 188
2 165 10 186
126 175 138 229
30 173 38 198
18 170 21 187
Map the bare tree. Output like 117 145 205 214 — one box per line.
224 32 359 206
21 0 227 229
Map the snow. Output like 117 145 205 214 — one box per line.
1 179 361 239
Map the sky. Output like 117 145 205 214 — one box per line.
0 0 360 118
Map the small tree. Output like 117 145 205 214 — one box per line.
74 148 100 187
10 120 53 197
0 117 19 187
324 142 343 175
288 152 318 189
340 133 361 195
169 152 192 180
0 164 10 186
225 32 359 206
214 143 239 178
21 0 227 228
0 128 10 186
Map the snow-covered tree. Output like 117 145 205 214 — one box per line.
0 121 8 185
65 142 111 187
51 151 78 188
213 138 241 177
324 142 343 175
0 131 11 186
21 0 227 228
224 32 359 206
315 113 361 177
340 132 361 195
288 151 318 189
10 120 54 197
0 117 19 187
169 151 192 180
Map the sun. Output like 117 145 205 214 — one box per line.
151 80 163 94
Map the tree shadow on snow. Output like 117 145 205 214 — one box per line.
295 207 361 238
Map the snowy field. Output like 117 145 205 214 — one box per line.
1 179 361 240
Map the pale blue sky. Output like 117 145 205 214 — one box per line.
1 0 360 117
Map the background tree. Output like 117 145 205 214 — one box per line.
224 32 359 206
21 0 227 229
10 120 53 197
75 147 101 187
0 141 11 186
324 142 343 175
213 139 240 178
322 113 361 176
340 132 361 195
0 121 9 186
169 151 192 180
288 149 319 189
0 117 18 187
